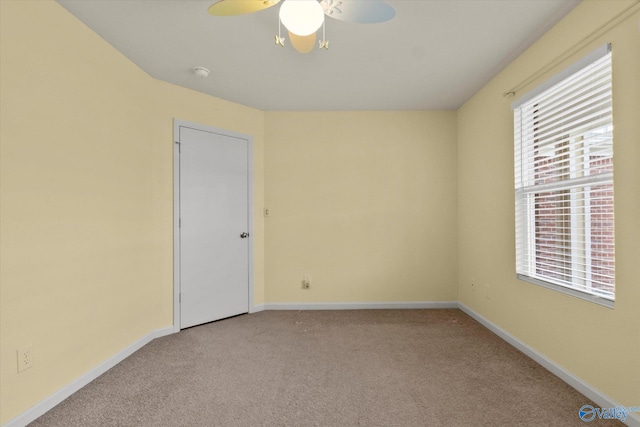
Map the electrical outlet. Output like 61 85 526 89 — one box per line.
264 208 270 217
302 275 311 289
17 346 33 373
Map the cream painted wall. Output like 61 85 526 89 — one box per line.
264 111 457 303
457 0 640 408
2 0 638 424
0 1 264 423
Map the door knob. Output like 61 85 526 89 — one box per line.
240 232 249 238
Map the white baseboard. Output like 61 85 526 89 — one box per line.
263 301 459 310
458 303 640 427
6 305 638 427
2 326 175 427
250 304 265 313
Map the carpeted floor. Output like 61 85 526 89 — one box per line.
29 309 623 426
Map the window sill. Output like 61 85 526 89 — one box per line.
516 274 614 309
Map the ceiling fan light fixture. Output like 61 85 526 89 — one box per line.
279 0 324 36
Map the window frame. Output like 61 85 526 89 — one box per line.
512 44 615 308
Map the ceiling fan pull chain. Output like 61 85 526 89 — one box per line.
319 19 329 50
275 16 285 47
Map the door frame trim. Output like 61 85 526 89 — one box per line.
173 119 254 331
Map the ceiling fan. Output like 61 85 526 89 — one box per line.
207 0 396 53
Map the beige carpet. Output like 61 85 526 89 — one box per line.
29 309 622 426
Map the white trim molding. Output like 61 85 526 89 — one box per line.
264 301 459 310
6 305 638 427
458 303 639 427
2 327 174 427
250 304 265 313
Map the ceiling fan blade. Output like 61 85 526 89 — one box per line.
289 32 316 54
207 0 279 16
321 0 395 24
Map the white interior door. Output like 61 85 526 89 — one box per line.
177 124 251 329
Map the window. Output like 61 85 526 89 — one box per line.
513 44 614 307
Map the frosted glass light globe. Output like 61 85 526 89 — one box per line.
279 0 324 36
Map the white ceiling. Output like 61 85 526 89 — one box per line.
57 0 580 111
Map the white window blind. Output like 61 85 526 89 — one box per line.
513 45 615 307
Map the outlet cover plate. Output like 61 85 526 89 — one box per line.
17 346 33 373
